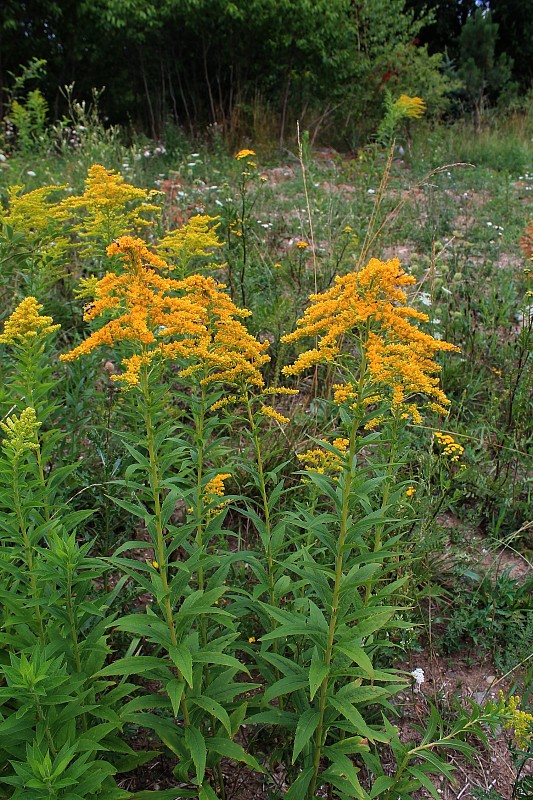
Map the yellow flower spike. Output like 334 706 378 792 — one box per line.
0 407 41 457
235 149 256 160
434 431 464 461
0 184 67 241
203 473 231 501
62 235 269 392
0 297 60 344
260 405 290 425
297 438 347 475
500 693 533 748
55 164 160 250
394 95 426 119
156 214 223 266
283 257 457 420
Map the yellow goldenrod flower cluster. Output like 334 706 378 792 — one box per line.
500 693 533 748
282 257 457 419
203 473 232 516
56 164 160 252
60 236 269 389
260 405 290 425
297 438 349 475
0 297 60 345
156 214 223 268
434 432 464 462
394 95 426 119
235 149 256 161
1 184 65 238
0 407 41 457
204 473 231 500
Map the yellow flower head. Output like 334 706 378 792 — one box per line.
394 95 426 119
296 240 309 250
0 297 60 345
203 473 232 516
0 184 66 240
235 149 256 160
500 693 533 749
260 405 290 425
168 274 270 389
406 486 416 497
282 257 457 419
56 164 160 253
297 438 349 475
0 407 41 457
156 214 223 271
434 432 464 462
61 235 269 390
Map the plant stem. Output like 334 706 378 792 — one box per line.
307 410 360 799
13 455 45 643
245 396 275 608
139 364 190 726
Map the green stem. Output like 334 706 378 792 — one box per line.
139 364 190 726
245 396 275 608
307 410 361 799
13 456 45 643
195 384 207 599
33 694 57 757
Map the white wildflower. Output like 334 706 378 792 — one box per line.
411 668 425 689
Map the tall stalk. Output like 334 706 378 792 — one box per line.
13 454 45 643
139 362 190 726
307 405 362 800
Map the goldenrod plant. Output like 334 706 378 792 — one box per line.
0 160 529 800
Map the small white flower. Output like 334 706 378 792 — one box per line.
27 170 36 177
190 153 200 157
419 292 432 307
411 668 425 688
187 162 197 167
144 150 151 158
0 153 6 162
367 188 375 194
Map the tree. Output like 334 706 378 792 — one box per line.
458 9 514 131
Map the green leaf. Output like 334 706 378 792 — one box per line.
169 644 193 687
167 679 185 717
199 784 219 800
328 698 384 742
94 656 169 679
109 496 148 521
264 674 309 703
309 647 329 701
185 726 206 786
335 643 374 679
292 709 320 763
207 737 264 773
192 697 232 736
369 775 395 798
284 767 315 800
408 767 440 799
352 610 395 639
